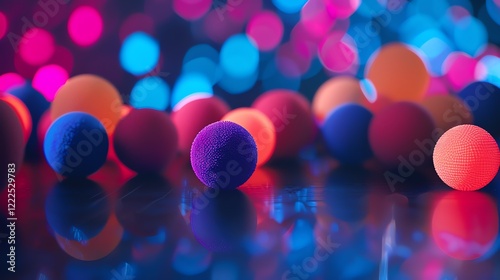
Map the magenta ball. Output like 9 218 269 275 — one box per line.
113 109 178 173
369 102 436 168
190 121 257 190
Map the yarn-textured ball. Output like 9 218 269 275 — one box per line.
113 109 178 173
0 100 25 191
51 74 123 135
0 93 32 143
369 102 436 167
190 121 257 190
457 81 500 138
252 89 316 158
433 125 500 191
44 112 109 178
322 103 373 165
8 83 50 158
172 96 230 155
419 94 473 133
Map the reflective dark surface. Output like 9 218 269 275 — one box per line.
2 157 500 280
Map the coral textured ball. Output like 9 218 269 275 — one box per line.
0 93 32 144
312 76 366 123
366 43 430 102
433 125 500 191
252 89 316 158
322 103 373 165
457 81 500 138
113 109 178 173
222 108 276 166
369 102 436 167
0 100 25 191
172 96 230 155
190 121 257 190
51 74 123 135
44 112 109 178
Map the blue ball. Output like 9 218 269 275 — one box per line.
457 81 500 138
190 121 257 190
9 83 50 159
321 103 373 165
44 112 109 178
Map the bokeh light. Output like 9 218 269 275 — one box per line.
202 10 244 44
301 0 336 39
130 76 170 110
219 70 258 94
325 0 361 19
173 0 212 20
220 34 259 78
0 73 25 92
453 16 487 57
318 33 359 73
119 13 155 42
272 0 308 13
227 0 263 24
68 6 103 47
443 52 478 92
0 11 7 40
477 55 500 88
486 0 500 25
19 28 55 66
246 11 284 51
172 73 213 107
183 57 221 85
32 64 69 101
120 32 160 76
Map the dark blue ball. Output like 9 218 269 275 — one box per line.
8 83 50 159
321 103 373 165
44 112 109 178
190 121 257 190
457 81 500 137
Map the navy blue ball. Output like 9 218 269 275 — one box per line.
321 103 373 165
457 81 500 137
44 112 109 178
8 83 50 159
190 121 257 190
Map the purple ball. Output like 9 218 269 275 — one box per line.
190 121 257 190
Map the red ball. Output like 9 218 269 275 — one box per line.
171 96 230 155
0 100 25 190
252 89 316 158
433 125 500 191
113 109 178 173
369 102 436 167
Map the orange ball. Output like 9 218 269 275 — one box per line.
420 95 473 133
433 125 500 191
51 74 123 134
0 93 32 143
222 108 276 166
312 76 366 123
366 43 430 102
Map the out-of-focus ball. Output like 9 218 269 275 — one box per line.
252 89 316 158
433 125 499 191
312 76 366 123
322 103 373 165
190 121 257 190
8 83 50 158
222 108 276 166
0 101 24 191
51 74 123 135
432 191 498 260
366 43 430 102
369 102 436 167
457 81 500 138
113 109 178 173
172 96 230 155
420 95 473 133
44 112 109 178
0 93 32 143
